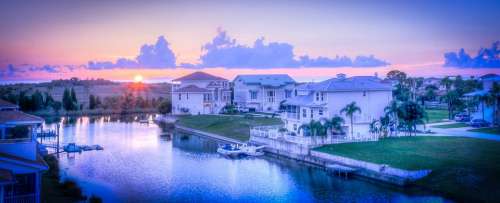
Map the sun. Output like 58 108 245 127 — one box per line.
133 74 144 83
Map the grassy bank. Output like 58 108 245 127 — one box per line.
42 155 102 203
425 109 449 123
314 136 500 202
432 122 468 129
176 115 282 141
468 127 500 135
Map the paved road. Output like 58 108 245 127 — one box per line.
423 122 500 141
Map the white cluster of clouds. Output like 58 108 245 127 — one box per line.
444 41 500 68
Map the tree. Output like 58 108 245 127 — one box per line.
63 88 73 111
158 100 171 114
51 101 62 114
441 90 465 119
70 88 78 104
31 90 44 111
326 116 345 135
44 92 55 108
386 70 407 83
384 100 400 136
489 82 500 127
89 94 97 110
341 102 361 139
397 101 427 136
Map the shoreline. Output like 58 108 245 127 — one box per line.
29 108 160 118
174 124 460 201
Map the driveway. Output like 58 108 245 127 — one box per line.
423 122 500 142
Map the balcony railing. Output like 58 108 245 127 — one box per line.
4 193 37 203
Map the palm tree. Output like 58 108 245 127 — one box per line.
341 102 361 139
490 82 500 127
384 100 400 136
369 120 379 136
324 116 345 141
440 76 454 119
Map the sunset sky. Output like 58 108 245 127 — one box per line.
0 0 499 82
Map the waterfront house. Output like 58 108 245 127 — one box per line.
0 99 48 203
171 72 231 115
464 76 500 124
249 74 393 156
233 74 296 113
281 74 392 138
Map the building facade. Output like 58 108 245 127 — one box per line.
0 99 48 203
464 76 500 124
233 74 296 113
171 72 231 115
281 75 393 139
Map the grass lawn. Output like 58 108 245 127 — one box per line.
176 115 282 141
468 127 500 135
314 136 500 202
425 109 449 123
432 122 468 129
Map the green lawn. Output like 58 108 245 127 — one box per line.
432 122 468 129
314 136 500 202
176 115 282 141
468 127 500 135
425 109 449 123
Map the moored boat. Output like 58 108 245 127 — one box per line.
217 144 245 158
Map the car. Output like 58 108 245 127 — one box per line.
454 113 471 122
469 119 490 128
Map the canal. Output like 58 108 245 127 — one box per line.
44 115 450 202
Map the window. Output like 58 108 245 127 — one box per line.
178 93 181 100
250 91 258 100
363 91 366 96
214 88 219 101
294 89 297 96
320 92 325 101
4 125 32 140
203 93 211 102
302 109 307 118
319 109 323 115
285 90 292 98
186 93 189 100
316 92 320 101
310 109 313 118
293 124 297 131
267 91 275 103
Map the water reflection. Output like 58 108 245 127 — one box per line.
46 115 450 203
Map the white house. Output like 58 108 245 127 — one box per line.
464 76 500 123
171 71 231 115
281 74 393 139
233 74 296 113
0 99 48 203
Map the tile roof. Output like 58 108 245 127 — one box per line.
173 71 227 82
0 99 18 109
173 85 211 93
234 74 296 87
0 153 48 171
297 76 392 92
0 110 44 124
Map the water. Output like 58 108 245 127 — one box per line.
45 115 450 202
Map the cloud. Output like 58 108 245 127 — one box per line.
0 64 67 78
444 41 500 68
87 36 175 69
198 29 389 68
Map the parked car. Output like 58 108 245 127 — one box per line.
469 119 490 128
454 113 471 122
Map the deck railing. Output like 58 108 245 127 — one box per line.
4 193 37 203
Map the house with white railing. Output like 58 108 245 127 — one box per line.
249 74 392 156
171 72 231 115
0 99 48 203
233 74 295 113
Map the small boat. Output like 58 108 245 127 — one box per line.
240 144 266 156
81 145 93 151
217 144 245 158
139 119 149 124
63 143 82 153
154 115 177 124
92 145 104 150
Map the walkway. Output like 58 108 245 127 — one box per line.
175 125 245 144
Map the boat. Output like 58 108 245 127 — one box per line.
139 119 149 124
217 144 245 158
92 145 104 150
240 144 265 156
63 143 82 153
154 115 177 124
81 145 93 151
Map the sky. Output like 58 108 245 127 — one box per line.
0 0 499 83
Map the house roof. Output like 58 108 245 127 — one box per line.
0 168 15 185
0 153 48 171
173 85 211 93
0 110 44 124
283 93 327 107
173 71 227 82
297 76 392 92
0 99 18 109
234 74 295 87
